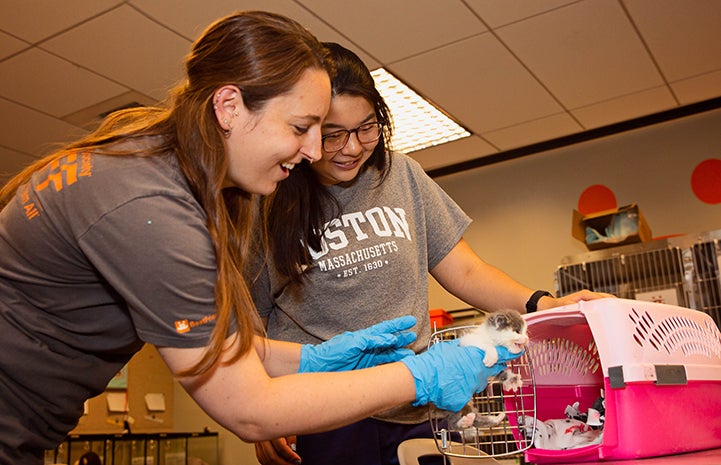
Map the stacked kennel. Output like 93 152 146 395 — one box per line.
555 229 721 326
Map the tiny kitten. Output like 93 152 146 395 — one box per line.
445 309 529 430
460 309 528 375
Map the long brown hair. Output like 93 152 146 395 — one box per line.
0 11 332 376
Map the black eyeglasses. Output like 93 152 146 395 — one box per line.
322 122 383 152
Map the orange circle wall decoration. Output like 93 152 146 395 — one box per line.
691 158 721 205
577 184 618 215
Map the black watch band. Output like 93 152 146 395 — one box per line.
525 290 553 313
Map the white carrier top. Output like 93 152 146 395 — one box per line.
524 298 721 385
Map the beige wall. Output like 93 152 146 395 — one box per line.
169 107 721 465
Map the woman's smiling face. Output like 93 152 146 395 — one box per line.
313 94 379 186
221 68 331 195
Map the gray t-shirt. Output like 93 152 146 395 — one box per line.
0 147 219 461
252 153 470 423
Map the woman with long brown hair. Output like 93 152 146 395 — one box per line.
0 11 515 465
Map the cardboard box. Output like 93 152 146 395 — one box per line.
572 203 652 251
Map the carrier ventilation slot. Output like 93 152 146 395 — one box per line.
527 338 600 377
629 307 721 357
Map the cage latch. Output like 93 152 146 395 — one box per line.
609 365 625 388
654 365 687 385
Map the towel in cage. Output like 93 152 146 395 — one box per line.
426 324 537 460
510 298 721 464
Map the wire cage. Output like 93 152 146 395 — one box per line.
685 234 721 324
555 239 687 304
427 325 536 460
555 229 721 327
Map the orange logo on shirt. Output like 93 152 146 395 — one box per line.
36 154 79 193
175 320 190 333
22 151 94 221
174 314 216 334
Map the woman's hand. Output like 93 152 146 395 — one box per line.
400 340 523 412
255 436 300 465
539 290 616 311
298 315 417 373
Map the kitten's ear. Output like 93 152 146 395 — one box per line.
489 312 511 329
486 313 499 326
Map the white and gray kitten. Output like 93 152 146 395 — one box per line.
460 309 528 376
445 309 529 430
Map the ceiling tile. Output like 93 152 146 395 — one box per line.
131 0 384 75
0 0 124 43
409 136 497 171
390 34 563 134
298 0 487 64
0 146 36 184
671 70 721 105
132 0 311 40
42 5 190 101
0 30 28 60
0 98 86 156
482 112 582 150
624 0 721 82
465 0 578 28
497 0 663 108
572 86 677 129
0 48 127 118
131 0 263 39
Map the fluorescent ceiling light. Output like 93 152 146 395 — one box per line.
371 68 470 153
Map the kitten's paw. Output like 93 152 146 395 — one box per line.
474 412 506 428
482 353 499 367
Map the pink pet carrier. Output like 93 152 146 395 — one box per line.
516 298 721 463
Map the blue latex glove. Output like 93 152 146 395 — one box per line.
401 339 522 412
298 315 418 373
